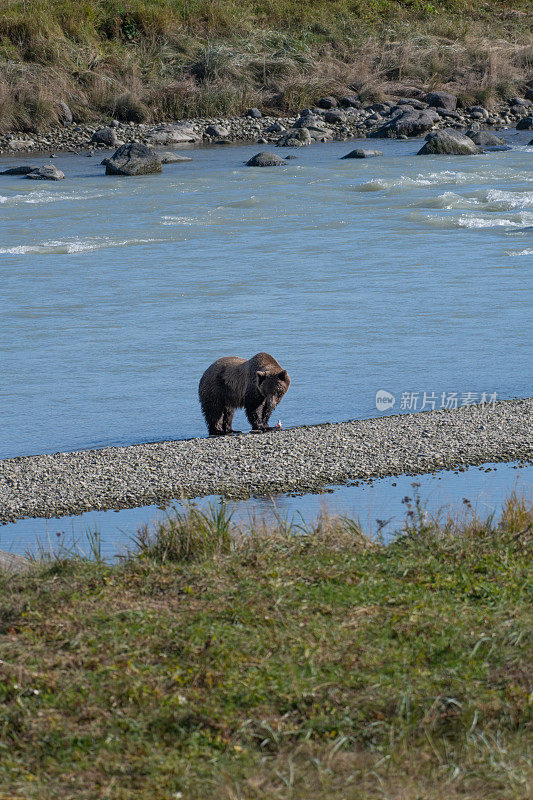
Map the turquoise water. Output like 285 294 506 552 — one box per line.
1 132 532 458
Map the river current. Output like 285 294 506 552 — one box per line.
1 133 532 459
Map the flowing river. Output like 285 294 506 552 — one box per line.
1 132 532 555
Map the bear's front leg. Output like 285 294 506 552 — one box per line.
244 387 266 431
261 396 277 430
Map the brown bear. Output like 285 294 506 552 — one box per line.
198 352 290 436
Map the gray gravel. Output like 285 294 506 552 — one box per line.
0 100 528 156
1 399 531 524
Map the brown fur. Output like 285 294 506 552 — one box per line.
198 352 290 436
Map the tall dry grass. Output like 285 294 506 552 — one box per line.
0 1 531 130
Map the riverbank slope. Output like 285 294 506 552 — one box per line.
1 1 531 134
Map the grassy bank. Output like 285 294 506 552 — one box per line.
0 1 532 131
0 492 531 798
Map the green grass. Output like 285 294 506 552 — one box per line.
0 492 531 798
0 1 531 131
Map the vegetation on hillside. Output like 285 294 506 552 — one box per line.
0 1 531 131
0 492 531 798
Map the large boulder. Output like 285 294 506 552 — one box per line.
370 109 439 138
25 164 65 180
276 128 312 147
516 116 533 130
145 123 200 146
91 127 118 147
426 91 457 111
105 143 162 175
245 107 262 118
317 96 337 109
205 124 229 138
293 114 327 130
246 151 287 167
324 108 346 124
466 130 505 147
341 148 383 159
417 129 481 155
339 95 360 108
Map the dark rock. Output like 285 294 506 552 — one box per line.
525 89 533 102
417 129 481 155
317 96 337 109
0 165 36 175
25 164 65 180
246 151 287 167
370 109 439 138
516 116 533 130
265 122 285 133
341 148 383 159
91 127 118 147
105 143 162 175
285 154 297 159
509 97 532 107
466 131 505 147
339 95 360 108
324 109 346 124
467 105 489 119
529 138 533 146
369 103 391 115
426 91 457 111
397 98 427 110
245 108 262 118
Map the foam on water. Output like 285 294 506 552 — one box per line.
0 237 164 255
0 189 106 206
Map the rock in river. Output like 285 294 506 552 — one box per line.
516 116 533 130
0 165 36 175
25 164 65 180
417 129 481 155
466 130 505 147
246 151 287 167
341 148 383 159
105 143 162 176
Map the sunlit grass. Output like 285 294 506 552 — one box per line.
0 491 531 798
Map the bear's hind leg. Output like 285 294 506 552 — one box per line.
222 408 241 435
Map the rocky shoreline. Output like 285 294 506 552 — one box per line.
1 398 531 525
1 90 533 156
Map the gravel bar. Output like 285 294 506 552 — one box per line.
1 398 531 524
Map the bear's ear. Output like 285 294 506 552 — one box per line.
256 371 267 384
278 370 288 382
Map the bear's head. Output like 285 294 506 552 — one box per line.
256 369 290 402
